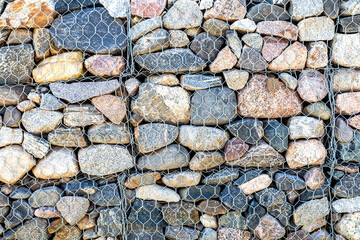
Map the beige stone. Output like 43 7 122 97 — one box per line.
21 108 63 134
56 196 90 225
136 184 180 202
335 92 360 115
200 214 218 229
209 46 237 73
333 69 360 92
17 100 36 112
146 74 179 86
0 126 23 147
303 167 325 190
239 174 272 195
332 33 360 68
124 172 161 189
162 171 201 188
268 42 307 71
306 41 328 69
288 116 325 140
223 69 249 91
91 95 126 124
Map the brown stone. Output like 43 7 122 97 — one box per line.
224 138 249 162
334 164 359 173
54 225 81 240
130 0 166 18
218 227 251 240
91 94 126 124
239 174 272 195
256 21 298 41
203 19 229 37
285 140 326 169
209 46 237 73
47 127 88 148
7 29 32 45
237 74 302 118
298 70 328 103
85 55 126 77
336 92 360 115
204 0 246 22
124 172 161 189
48 219 66 234
306 41 328 69
348 115 360 130
189 151 225 171
162 202 200 226
268 42 307 71
255 214 285 240
262 36 289 62
3 106 21 127
302 218 327 233
77 215 96 230
0 86 30 106
335 117 354 143
197 200 229 215
17 100 36 112
34 206 62 218
303 167 325 190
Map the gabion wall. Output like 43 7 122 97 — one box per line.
0 0 360 239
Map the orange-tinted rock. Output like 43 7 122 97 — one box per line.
224 138 249 162
268 42 307 71
204 0 246 22
34 206 62 218
348 115 360 130
335 92 360 115
0 0 57 29
130 0 166 18
285 140 326 169
218 227 251 240
303 167 325 190
209 46 237 73
298 70 328 102
237 74 302 118
262 36 289 62
256 21 298 41
255 214 285 240
91 94 126 124
85 55 126 77
334 164 359 173
77 215 96 230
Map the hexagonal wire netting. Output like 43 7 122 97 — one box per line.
0 0 359 239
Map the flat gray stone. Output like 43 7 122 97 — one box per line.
247 3 290 22
339 15 360 33
238 48 268 72
89 183 121 206
87 122 131 144
28 186 62 208
129 16 162 42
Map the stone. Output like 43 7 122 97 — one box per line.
223 70 249 91
97 207 125 237
335 212 360 240
22 132 50 159
255 188 286 208
340 0 360 16
197 200 228 215
129 16 162 41
32 147 79 179
91 95 126 124
51 8 126 54
189 151 225 171
18 100 36 112
202 168 239 185
261 36 289 62
204 0 246 21
238 47 268 72
0 126 23 147
293 197 329 226
178 125 230 151
32 51 84 83
27 92 41 104
190 87 237 125
78 144 133 176
247 3 289 22
54 225 81 239
163 0 202 29
128 199 165 229
268 202 292 226
63 104 105 127
136 184 180 202
63 180 98 195
7 29 32 45
3 106 21 127
203 19 229 38
219 185 248 211
125 172 161 189
242 33 263 51
77 215 96 230
306 41 328 69
335 117 354 143
333 174 360 198
162 202 199 226
4 218 49 240
88 123 131 144
288 116 325 140
201 214 217 229
147 74 179 86
185 27 202 36
0 0 56 28
230 19 256 33
286 140 326 169
304 102 331 120
28 186 62 208
0 86 30 106
0 146 35 184
334 164 359 173
34 206 61 218
227 140 285 168
332 196 360 213
4 200 33 228
209 46 237 73
135 48 207 73
162 171 201 188
336 92 360 115
226 30 242 58
268 42 307 71
56 197 89 225
200 0 214 10
133 29 169 56
0 44 34 84
278 73 297 91
181 74 222 90
128 227 165 240
125 78 140 97
217 228 251 240
255 214 286 240
48 128 87 147
339 15 360 33
263 120 289 153
85 55 125 76
33 28 51 61
227 118 264 144
298 16 334 42
333 69 360 92
165 226 200 240
169 30 190 48
332 33 360 67
240 174 272 195
50 80 120 103
40 93 66 111
89 183 121 206
336 131 360 163
275 172 306 190
137 144 189 171
256 21 298 41
100 0 129 18
135 123 178 153
289 0 324 21
0 29 10 45
349 115 360 130
10 187 31 199
201 228 217 240
190 32 224 62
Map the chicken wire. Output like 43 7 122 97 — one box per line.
0 0 358 239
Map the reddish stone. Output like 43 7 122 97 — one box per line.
256 21 298 41
130 0 166 18
268 42 307 71
237 74 302 118
218 227 251 240
334 164 359 173
298 70 328 102
286 140 326 169
225 138 249 162
255 214 285 240
303 167 325 190
85 55 126 77
336 92 360 115
262 36 289 62
209 46 237 73
348 115 360 130
204 0 246 22
34 206 62 218
91 94 127 124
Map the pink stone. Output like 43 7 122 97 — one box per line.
256 21 298 41
255 214 285 240
209 46 237 73
268 42 307 71
335 92 360 115
85 55 126 77
130 0 166 18
298 69 328 102
262 36 289 62
224 138 249 162
303 167 325 190
204 0 246 22
217 227 251 240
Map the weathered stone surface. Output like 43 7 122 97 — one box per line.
198 199 228 215
163 0 202 29
239 47 268 72
40 93 65 111
180 185 221 202
85 55 125 77
29 29 52 61
78 144 133 176
219 185 248 211
333 69 360 92
88 122 131 144
278 73 297 91
255 188 286 208
275 172 306 191
55 0 98 12
162 171 201 188
100 0 129 18
201 214 217 229
162 202 199 226
335 212 360 240
247 3 289 22
3 106 21 127
10 187 31 200
51 8 126 54
288 116 325 140
204 0 246 21
129 16 162 41
4 218 50 240
147 74 179 86
125 172 161 189
133 29 169 56
303 167 326 190
225 138 249 162
56 196 89 225
0 127 23 147
237 74 302 118
34 206 61 218
286 140 326 169
7 29 32 45
178 125 230 151
22 132 50 159
226 30 242 59
54 225 81 239
91 94 126 124
231 19 256 34
227 119 263 144
261 36 289 62
268 42 307 71
128 198 165 229
333 174 360 198
263 120 289 153
136 184 180 202
223 70 249 91
181 75 222 90
0 44 34 84
169 30 190 48
332 196 360 213
48 128 87 147
190 87 237 126
336 92 360 115
125 78 141 96
209 46 237 73
28 186 62 208
335 117 354 143
32 148 79 179
306 41 328 69
339 15 360 33
298 16 334 41
165 226 200 240
256 21 298 41
137 144 189 171
190 151 225 171
336 131 360 162
240 174 272 195
63 104 105 127
0 86 30 106
203 168 238 186
349 115 360 130
89 183 121 206
50 80 120 103
97 207 124 237
203 19 229 38
217 227 251 240
4 200 33 228
332 33 360 67
293 197 329 226
190 32 224 63
255 214 286 240
289 0 323 21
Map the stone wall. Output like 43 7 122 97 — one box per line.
0 0 359 239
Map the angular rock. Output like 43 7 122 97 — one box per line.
226 30 242 58
255 188 286 208
63 104 105 127
85 55 125 77
133 29 170 56
179 185 221 202
335 117 354 143
333 68 360 92
217 227 251 240
332 196 360 213
231 19 256 34
247 3 289 22
56 196 89 225
97 207 124 237
40 93 66 111
286 140 326 169
178 125 230 151
147 74 179 86
336 131 360 162
324 0 339 18
129 16 162 42
288 116 325 140
289 0 324 21
4 218 50 240
89 183 121 206
219 185 248 211
279 73 297 90
256 21 298 41
227 118 263 144
181 75 222 90
208 46 237 73
335 212 360 240
162 171 201 188
219 211 247 229
275 172 306 190
202 168 239 185
203 19 229 38
100 0 129 18
333 174 360 198
50 79 120 103
263 120 289 153
125 172 161 189
128 199 165 229
190 32 224 62
204 0 246 21
306 41 328 69
190 151 225 171
169 30 190 48
268 42 307 71
339 15 360 33
0 86 30 106
255 214 286 240
88 123 131 144
349 115 360 130
332 33 360 68
17 100 35 112
197 200 229 215
28 186 62 208
4 200 33 229
240 174 272 195
48 127 87 147
22 132 50 159
336 92 360 115
125 78 141 96
0 126 23 147
51 8 126 54
163 0 202 29
91 94 126 124
136 184 180 202
162 202 199 226
293 197 329 226
298 16 334 41
261 37 289 62
7 29 32 45
223 70 249 91
238 47 268 72
268 202 292 227
165 226 200 240
78 144 134 176
304 167 326 190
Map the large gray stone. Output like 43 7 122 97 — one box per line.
297 16 335 41
87 123 131 144
97 207 125 237
337 131 360 163
129 16 162 41
28 186 62 208
227 119 264 144
247 3 289 22
4 218 49 240
289 0 324 21
163 0 203 29
339 15 360 33
238 48 268 72
190 32 224 63
89 183 121 206
293 197 329 226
